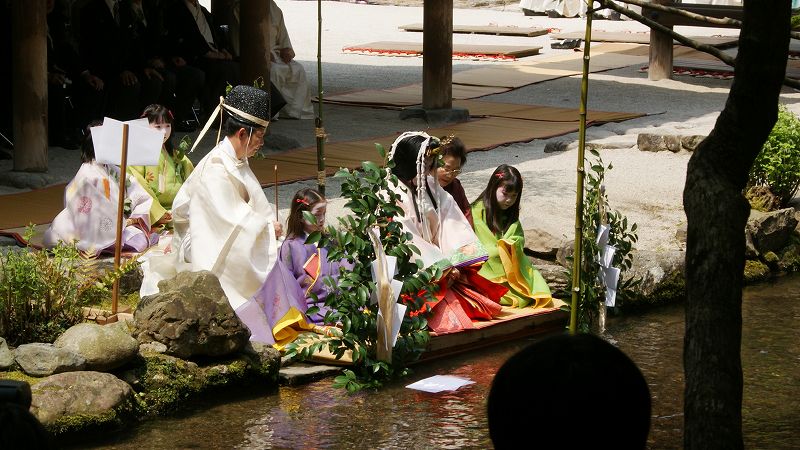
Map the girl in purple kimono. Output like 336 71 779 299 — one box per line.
280 188 349 324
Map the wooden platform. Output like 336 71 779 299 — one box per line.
420 306 568 362
551 31 739 49
304 306 568 366
342 41 542 59
399 23 549 37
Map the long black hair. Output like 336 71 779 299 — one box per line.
80 120 104 163
141 104 175 155
475 164 523 234
390 133 440 220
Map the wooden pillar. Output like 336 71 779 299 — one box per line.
12 0 48 172
422 0 452 110
239 0 270 87
648 0 673 81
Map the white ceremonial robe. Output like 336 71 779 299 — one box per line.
390 175 480 269
140 137 278 341
268 0 314 119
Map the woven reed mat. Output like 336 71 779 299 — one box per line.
399 23 549 37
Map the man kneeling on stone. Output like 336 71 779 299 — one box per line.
140 85 282 340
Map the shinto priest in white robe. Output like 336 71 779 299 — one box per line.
140 136 278 340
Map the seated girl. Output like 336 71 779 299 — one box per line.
44 128 158 255
128 104 194 226
251 188 349 348
471 165 555 309
388 131 507 334
433 135 473 227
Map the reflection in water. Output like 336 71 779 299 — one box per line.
81 276 799 449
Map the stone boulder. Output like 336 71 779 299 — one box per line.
0 337 14 369
746 208 798 255
637 133 682 153
29 371 134 430
627 250 686 305
133 271 250 359
14 343 86 377
54 323 138 371
243 341 282 381
524 228 564 260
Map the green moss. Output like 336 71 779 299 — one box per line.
625 271 686 309
131 352 278 417
744 260 771 283
45 395 137 436
0 371 44 386
779 244 800 272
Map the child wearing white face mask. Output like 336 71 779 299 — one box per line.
128 104 195 226
471 164 557 310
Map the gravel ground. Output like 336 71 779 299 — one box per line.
3 1 799 253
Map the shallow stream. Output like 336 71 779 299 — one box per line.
82 275 800 449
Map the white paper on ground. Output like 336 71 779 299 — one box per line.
406 375 475 393
92 117 163 166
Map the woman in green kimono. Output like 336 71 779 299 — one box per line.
471 164 555 309
129 104 194 225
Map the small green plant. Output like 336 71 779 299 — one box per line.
0 226 139 345
565 151 639 333
284 144 440 391
748 105 800 209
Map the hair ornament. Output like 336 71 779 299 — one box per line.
495 172 504 180
295 198 309 206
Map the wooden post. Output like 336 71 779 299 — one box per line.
648 0 674 81
111 124 130 318
422 0 453 110
12 0 48 172
240 0 270 87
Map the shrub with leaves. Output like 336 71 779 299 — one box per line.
566 151 639 333
748 104 800 208
0 226 139 345
284 145 440 391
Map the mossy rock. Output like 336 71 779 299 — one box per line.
624 270 686 309
123 351 279 417
779 244 800 272
744 260 771 283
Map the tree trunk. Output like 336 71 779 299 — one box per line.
12 0 48 172
682 1 789 449
648 0 674 81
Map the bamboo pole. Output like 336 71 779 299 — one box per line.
111 124 130 317
569 2 594 335
315 0 326 196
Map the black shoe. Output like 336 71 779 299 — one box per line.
173 120 197 133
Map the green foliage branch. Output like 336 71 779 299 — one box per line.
284 144 441 392
566 151 640 333
0 226 139 345
748 104 800 208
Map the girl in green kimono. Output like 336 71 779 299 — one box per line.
471 164 554 309
129 104 195 226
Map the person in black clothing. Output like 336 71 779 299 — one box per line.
78 0 163 120
164 0 239 119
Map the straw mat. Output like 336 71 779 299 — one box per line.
551 31 740 48
400 23 549 37
342 41 542 59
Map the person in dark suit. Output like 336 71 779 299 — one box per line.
78 0 163 120
128 0 204 130
163 0 239 119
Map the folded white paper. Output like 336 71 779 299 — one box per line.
405 375 475 393
92 117 163 167
596 224 610 248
